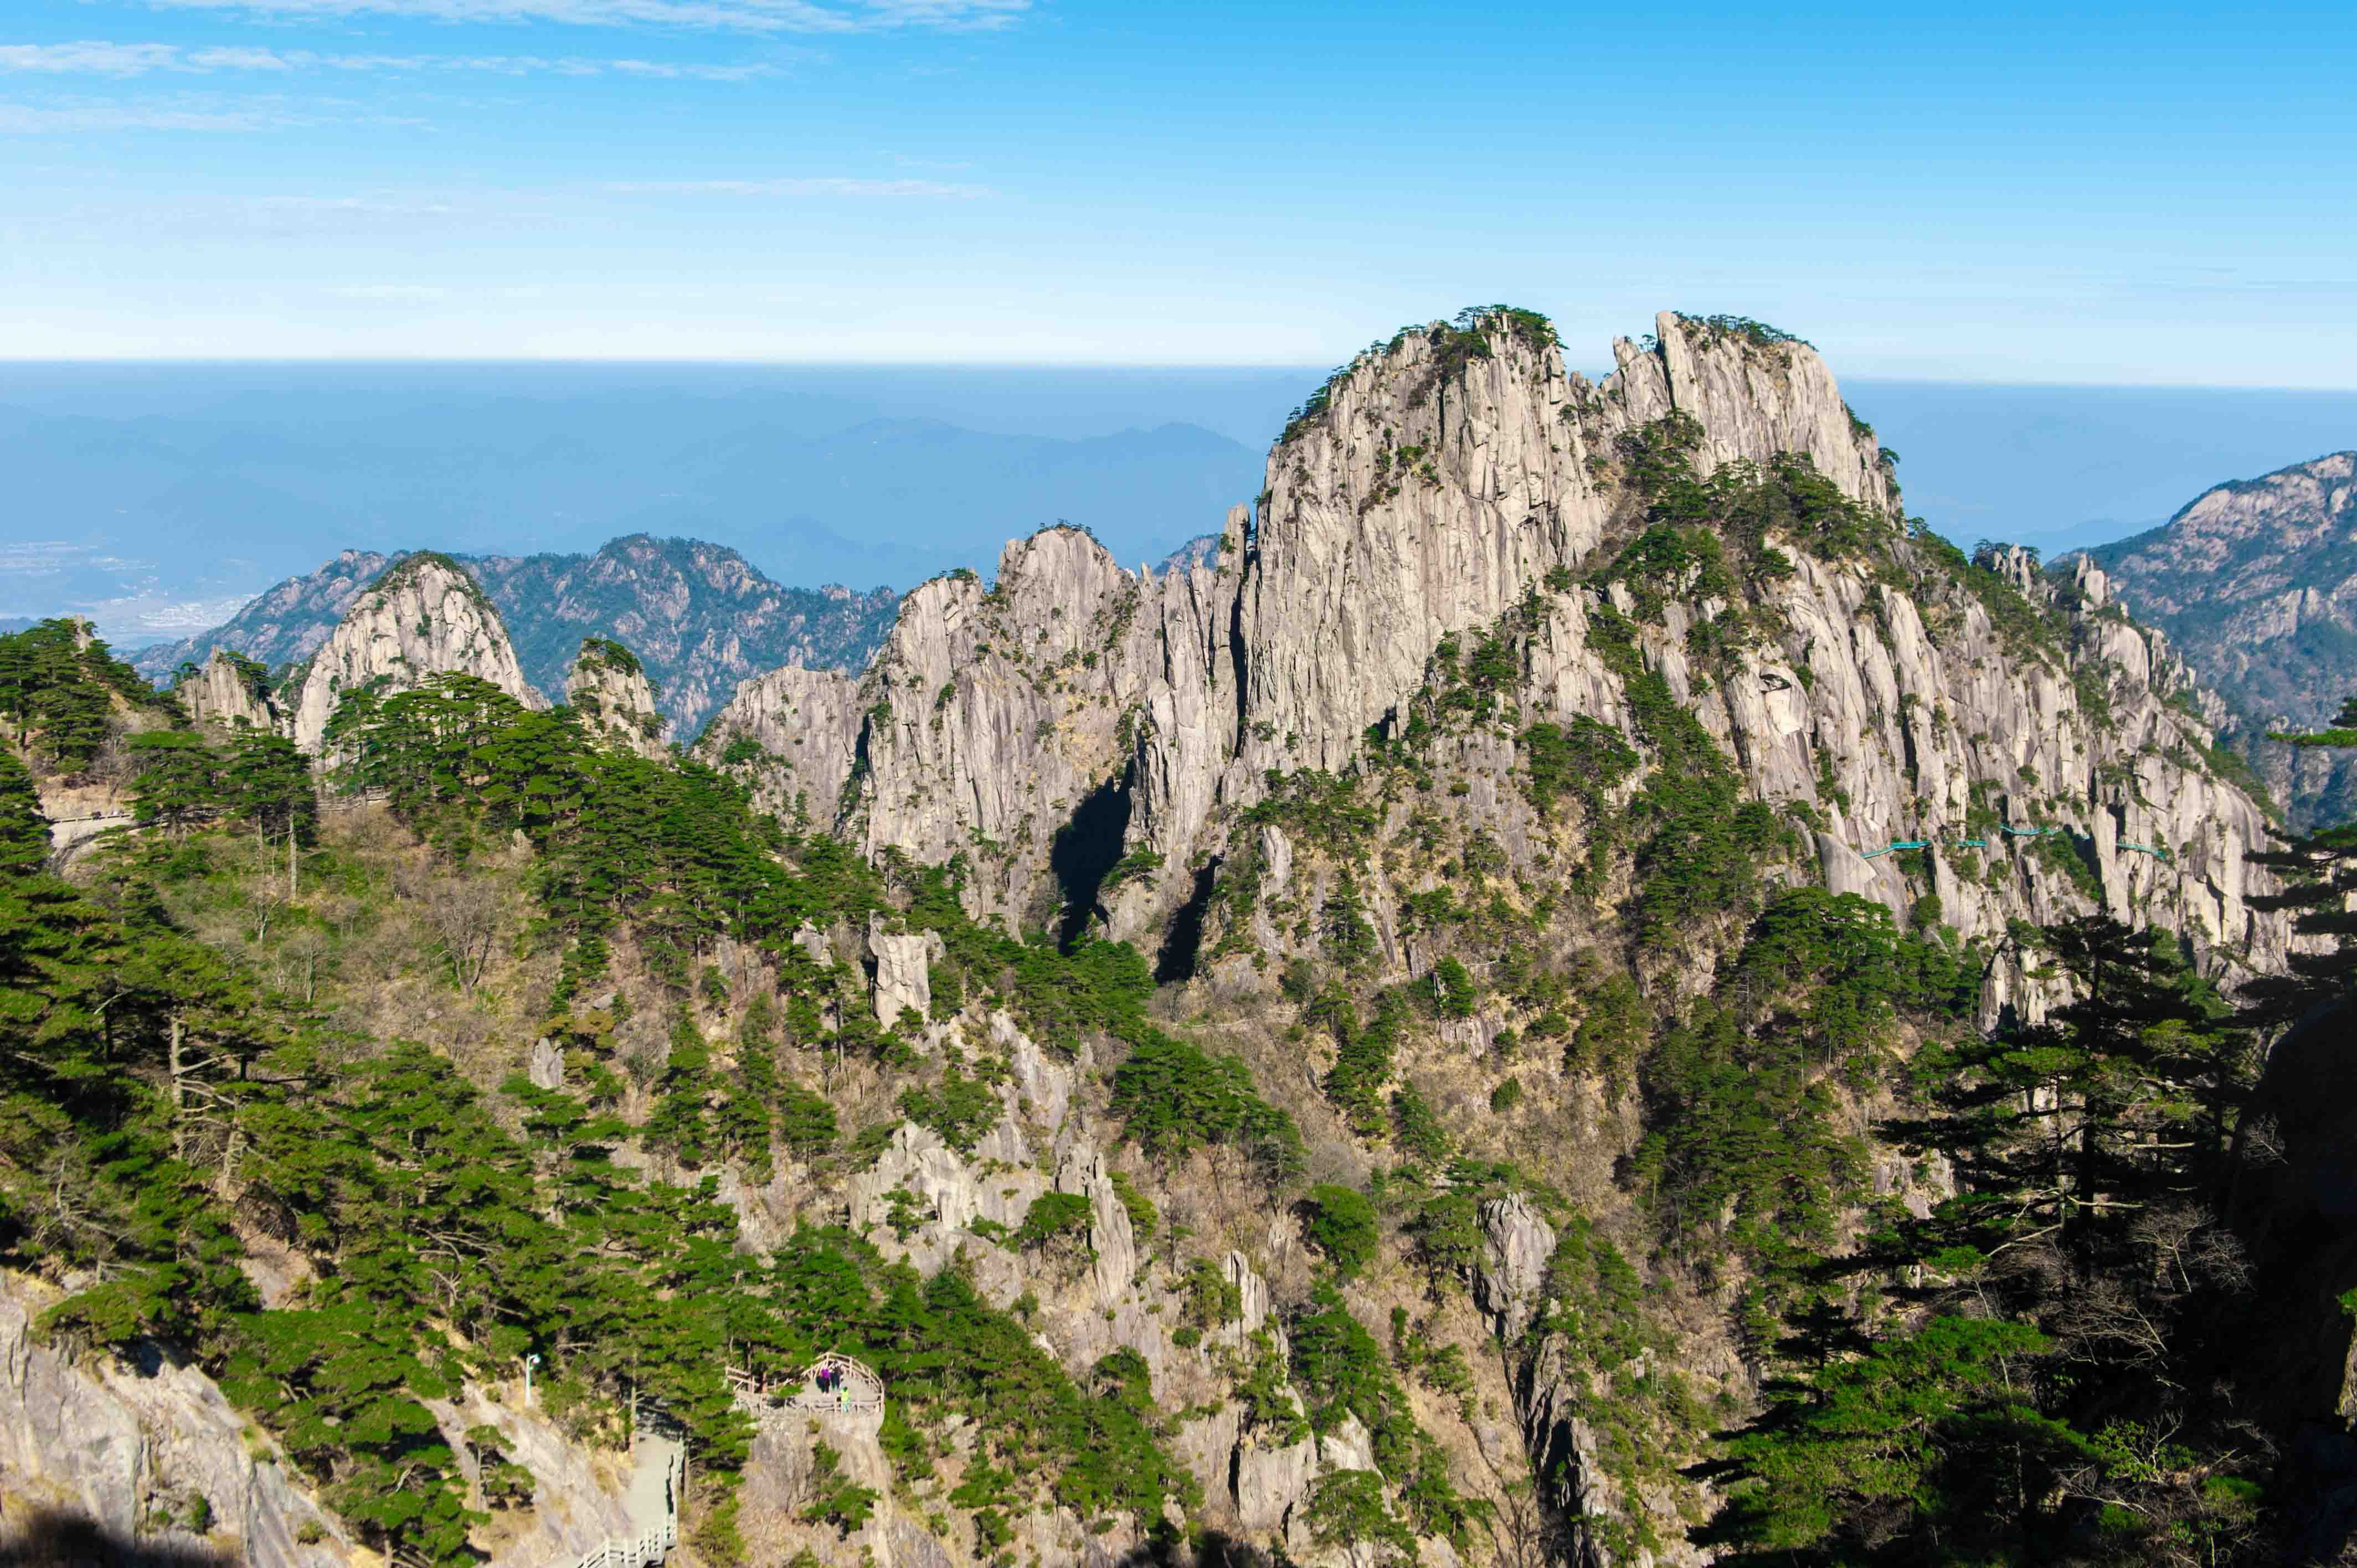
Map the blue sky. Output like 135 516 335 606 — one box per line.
2 1 2354 381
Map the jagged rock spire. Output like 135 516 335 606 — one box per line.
176 648 279 735
564 637 667 759
290 553 544 754
697 306 2286 994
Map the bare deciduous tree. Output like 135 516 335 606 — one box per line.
423 877 501 993
276 926 334 1004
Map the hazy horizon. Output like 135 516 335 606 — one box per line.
5 359 2350 649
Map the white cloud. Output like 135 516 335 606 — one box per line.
0 42 182 75
0 541 100 575
0 40 781 78
136 596 256 632
140 0 1028 34
182 45 304 70
609 57 776 79
255 194 461 214
610 175 989 197
0 99 291 131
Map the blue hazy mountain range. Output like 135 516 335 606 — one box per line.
1840 379 2357 558
0 363 1306 646
0 362 2349 648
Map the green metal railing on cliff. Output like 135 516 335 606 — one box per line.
1857 824 2171 862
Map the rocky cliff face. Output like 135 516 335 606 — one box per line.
1 1268 653 1568
59 305 2305 1568
1 1272 347 1566
2085 451 2357 829
289 554 545 755
723 1007 1476 1568
682 310 2297 1564
174 648 279 735
702 663 871 831
564 637 668 759
701 528 1169 930
704 310 2286 997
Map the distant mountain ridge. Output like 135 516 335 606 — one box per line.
0 381 1264 643
2081 450 2357 828
134 550 393 684
466 537 899 737
133 535 900 740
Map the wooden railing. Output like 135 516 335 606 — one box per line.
564 1521 676 1568
554 1409 683 1568
541 1373 879 1568
725 1363 884 1422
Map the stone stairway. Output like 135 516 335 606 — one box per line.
557 1411 682 1568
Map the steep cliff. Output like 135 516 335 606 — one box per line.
701 662 869 830
0 1271 348 1566
700 528 1171 933
174 648 280 735
289 554 545 755
678 310 2299 1563
564 637 668 759
22 306 2314 1568
705 310 2285 999
2085 451 2357 829
0 1269 666 1568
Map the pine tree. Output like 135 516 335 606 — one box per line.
1912 916 2241 1271
223 728 317 886
2242 694 2357 1035
127 730 220 838
1707 1314 2078 1562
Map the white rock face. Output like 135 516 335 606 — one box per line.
290 554 545 754
528 1034 565 1091
702 306 2289 994
848 1123 992 1236
176 648 279 735
0 1276 346 1566
696 530 1163 930
867 914 939 1028
696 663 869 832
1315 1412 1378 1476
792 922 833 967
1476 1193 1558 1342
564 637 667 759
1232 1433 1319 1534
999 1010 1075 1132
1223 1250 1270 1339
1055 1146 1138 1307
1613 311 1896 511
426 1385 637 1567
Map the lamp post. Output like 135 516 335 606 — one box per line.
524 1353 542 1408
